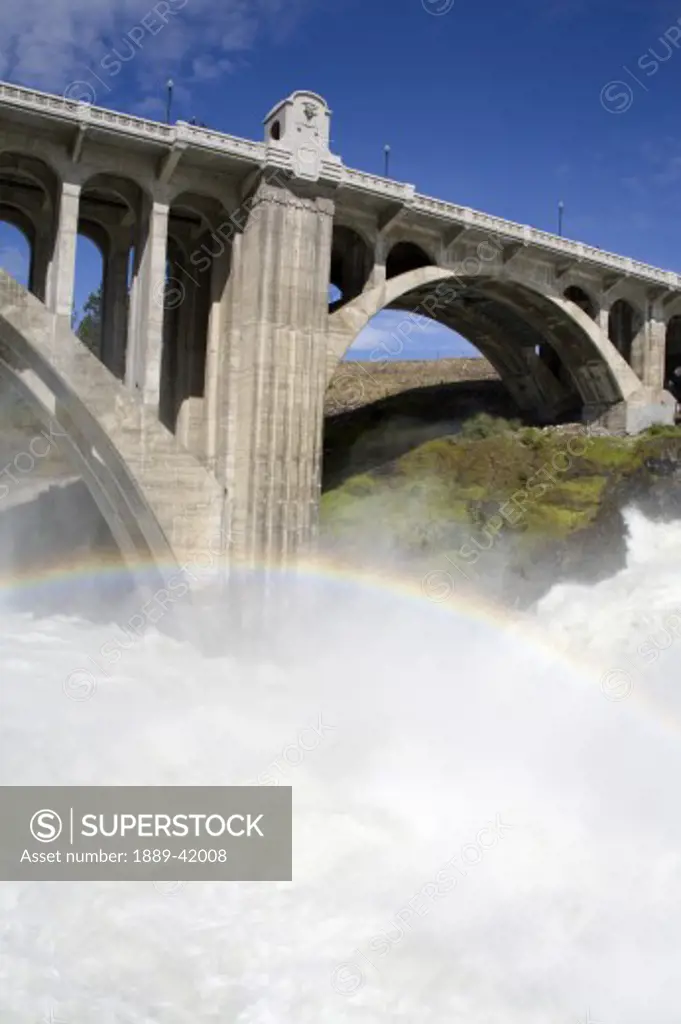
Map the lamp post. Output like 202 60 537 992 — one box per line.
384 144 391 178
558 200 564 237
165 78 174 125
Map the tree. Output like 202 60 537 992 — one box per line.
76 286 102 355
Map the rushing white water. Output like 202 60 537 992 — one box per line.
2 508 681 1021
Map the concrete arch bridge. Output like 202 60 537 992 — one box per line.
0 79 679 584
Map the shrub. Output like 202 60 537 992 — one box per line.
458 412 522 441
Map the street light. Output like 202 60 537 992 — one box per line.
165 78 174 125
384 144 391 178
558 200 564 237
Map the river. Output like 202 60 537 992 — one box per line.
1 507 680 1021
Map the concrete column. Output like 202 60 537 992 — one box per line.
126 196 169 407
633 300 666 389
204 247 231 475
46 180 81 328
368 235 387 289
597 301 611 337
175 268 201 452
630 324 646 380
218 180 334 567
101 231 131 380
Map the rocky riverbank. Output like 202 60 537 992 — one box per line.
324 357 499 416
319 415 681 608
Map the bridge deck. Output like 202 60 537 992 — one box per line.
0 78 679 294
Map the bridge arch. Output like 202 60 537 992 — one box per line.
80 171 147 213
0 150 60 198
330 224 373 309
0 152 61 302
328 265 642 421
78 172 147 381
386 240 434 279
0 215 32 289
162 190 232 448
564 284 598 320
73 231 106 365
76 219 108 257
666 315 681 385
0 203 35 248
0 269 223 589
608 297 643 366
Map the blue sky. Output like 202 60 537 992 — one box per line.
2 0 681 358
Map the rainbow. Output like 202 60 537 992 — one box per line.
0 548 606 686
1 548 676 751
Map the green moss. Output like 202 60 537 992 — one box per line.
581 436 638 469
546 476 608 507
453 485 488 502
440 500 472 524
395 437 460 476
342 473 379 497
521 501 597 538
640 424 681 439
457 412 523 440
320 414 677 563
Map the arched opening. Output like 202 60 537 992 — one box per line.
79 173 143 381
329 225 372 310
0 219 31 289
160 241 185 432
327 267 635 433
386 241 432 280
564 285 597 320
537 341 563 381
320 269 636 579
0 220 40 465
162 191 231 455
0 152 58 302
665 315 681 398
324 307 512 489
608 299 641 365
73 233 105 358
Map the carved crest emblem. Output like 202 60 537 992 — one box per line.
302 101 317 122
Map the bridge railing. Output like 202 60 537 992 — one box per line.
0 80 264 163
1 77 680 292
342 167 415 203
411 192 681 290
0 80 174 143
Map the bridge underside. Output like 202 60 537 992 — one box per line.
328 267 676 433
388 283 582 423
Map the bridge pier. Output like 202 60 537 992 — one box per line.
635 302 667 389
126 196 170 409
217 179 334 567
584 390 675 432
589 299 674 430
46 179 80 330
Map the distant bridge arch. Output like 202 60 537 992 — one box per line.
328 265 644 422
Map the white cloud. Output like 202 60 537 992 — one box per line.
190 55 237 82
0 0 309 101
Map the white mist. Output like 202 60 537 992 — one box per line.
1 510 680 1021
